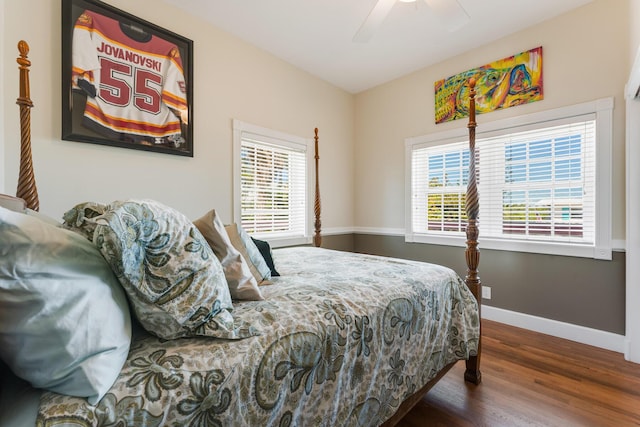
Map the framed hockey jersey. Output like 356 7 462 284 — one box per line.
62 0 194 157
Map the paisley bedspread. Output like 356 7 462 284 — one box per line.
35 247 479 427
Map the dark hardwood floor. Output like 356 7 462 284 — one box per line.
397 320 640 427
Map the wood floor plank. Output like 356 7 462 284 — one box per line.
396 320 640 427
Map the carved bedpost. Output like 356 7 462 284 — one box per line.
16 40 39 211
313 128 322 247
464 78 482 385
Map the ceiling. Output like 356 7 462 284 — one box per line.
159 0 594 94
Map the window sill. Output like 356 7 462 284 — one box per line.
405 233 611 260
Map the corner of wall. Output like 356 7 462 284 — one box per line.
0 1 5 193
625 2 640 360
631 0 640 63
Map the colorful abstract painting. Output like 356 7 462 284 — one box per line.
434 46 543 124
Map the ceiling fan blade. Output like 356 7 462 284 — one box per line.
424 0 470 32
353 0 397 43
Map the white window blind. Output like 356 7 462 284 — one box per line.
405 98 613 259
412 140 470 235
233 120 312 247
479 118 595 245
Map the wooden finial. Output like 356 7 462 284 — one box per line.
17 40 33 107
16 40 39 211
18 40 28 54
467 77 476 130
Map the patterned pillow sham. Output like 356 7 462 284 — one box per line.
65 200 257 340
193 210 264 301
225 223 272 284
62 201 107 240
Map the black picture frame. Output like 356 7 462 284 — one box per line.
61 0 194 157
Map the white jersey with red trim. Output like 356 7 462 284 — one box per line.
72 10 188 144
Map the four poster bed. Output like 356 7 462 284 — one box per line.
0 41 481 426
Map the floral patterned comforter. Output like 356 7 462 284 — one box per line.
36 247 479 427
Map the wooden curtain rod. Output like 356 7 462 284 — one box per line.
16 40 39 211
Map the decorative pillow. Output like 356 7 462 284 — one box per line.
193 210 264 301
0 206 131 404
62 201 107 240
65 200 256 340
225 223 272 284
25 208 63 227
0 194 25 212
251 237 281 277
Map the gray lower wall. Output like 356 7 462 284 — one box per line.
320 233 355 252
322 233 625 335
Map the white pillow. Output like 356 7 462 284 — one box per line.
193 210 264 300
225 223 272 284
0 206 131 404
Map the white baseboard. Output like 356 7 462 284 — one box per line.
482 305 626 354
321 227 354 236
351 227 404 236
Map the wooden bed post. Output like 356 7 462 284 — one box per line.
16 40 39 211
464 78 482 385
313 127 322 247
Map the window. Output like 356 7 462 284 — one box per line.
412 141 470 234
405 98 613 259
233 120 313 247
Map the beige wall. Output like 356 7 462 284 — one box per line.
354 0 628 244
1 0 355 228
0 4 5 194
632 0 640 61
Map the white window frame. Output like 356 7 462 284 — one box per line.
233 119 314 248
405 98 613 260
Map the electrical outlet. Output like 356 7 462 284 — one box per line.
482 286 492 300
